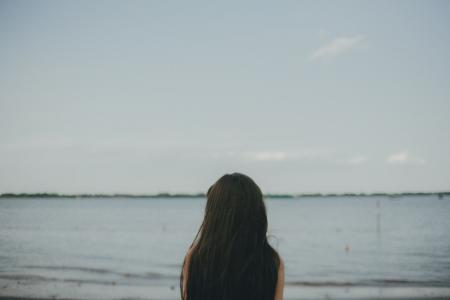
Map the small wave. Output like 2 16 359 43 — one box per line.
23 265 112 274
20 265 176 281
0 273 120 286
287 279 449 287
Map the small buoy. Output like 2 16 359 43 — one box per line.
345 245 350 252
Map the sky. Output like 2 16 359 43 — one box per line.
1 1 449 194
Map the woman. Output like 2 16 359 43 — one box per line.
180 172 284 300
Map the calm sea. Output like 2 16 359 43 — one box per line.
0 196 449 297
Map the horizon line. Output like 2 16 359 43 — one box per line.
1 191 449 199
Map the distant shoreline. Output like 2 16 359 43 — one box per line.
1 192 449 199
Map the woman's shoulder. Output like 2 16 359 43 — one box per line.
276 253 284 279
183 245 196 272
278 255 284 271
274 255 285 300
182 245 196 296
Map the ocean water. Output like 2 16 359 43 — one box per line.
0 196 449 298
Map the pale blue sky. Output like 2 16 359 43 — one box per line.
1 1 449 194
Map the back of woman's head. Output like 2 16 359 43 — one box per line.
181 172 280 300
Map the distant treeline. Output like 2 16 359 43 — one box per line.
0 192 205 198
1 192 449 199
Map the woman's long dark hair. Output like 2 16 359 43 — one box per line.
180 172 280 300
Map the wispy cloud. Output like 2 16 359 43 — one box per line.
386 150 425 165
211 151 288 162
211 148 333 163
310 34 365 61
